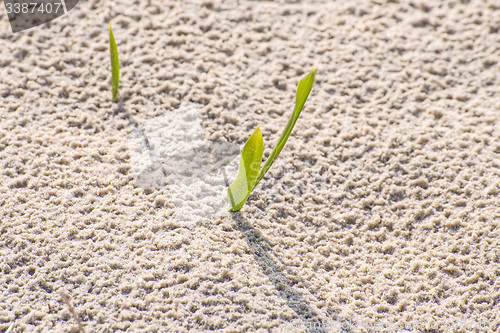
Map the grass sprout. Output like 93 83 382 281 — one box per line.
228 68 316 211
109 24 119 102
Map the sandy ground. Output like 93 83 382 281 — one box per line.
1 0 500 332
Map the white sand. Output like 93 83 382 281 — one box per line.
0 0 499 332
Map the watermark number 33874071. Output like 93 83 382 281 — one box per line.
3 0 79 33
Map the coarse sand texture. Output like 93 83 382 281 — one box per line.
0 0 499 332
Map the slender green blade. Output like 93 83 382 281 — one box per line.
255 67 316 185
228 126 264 211
109 24 119 102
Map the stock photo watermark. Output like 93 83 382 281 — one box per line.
127 106 240 226
3 0 79 32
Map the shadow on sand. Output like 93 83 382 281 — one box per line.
231 212 335 333
115 101 162 168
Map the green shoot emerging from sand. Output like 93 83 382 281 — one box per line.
109 24 119 102
228 68 316 212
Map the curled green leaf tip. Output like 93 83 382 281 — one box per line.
228 125 263 212
109 24 120 103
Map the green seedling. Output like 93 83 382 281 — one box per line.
228 68 316 211
109 24 119 102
